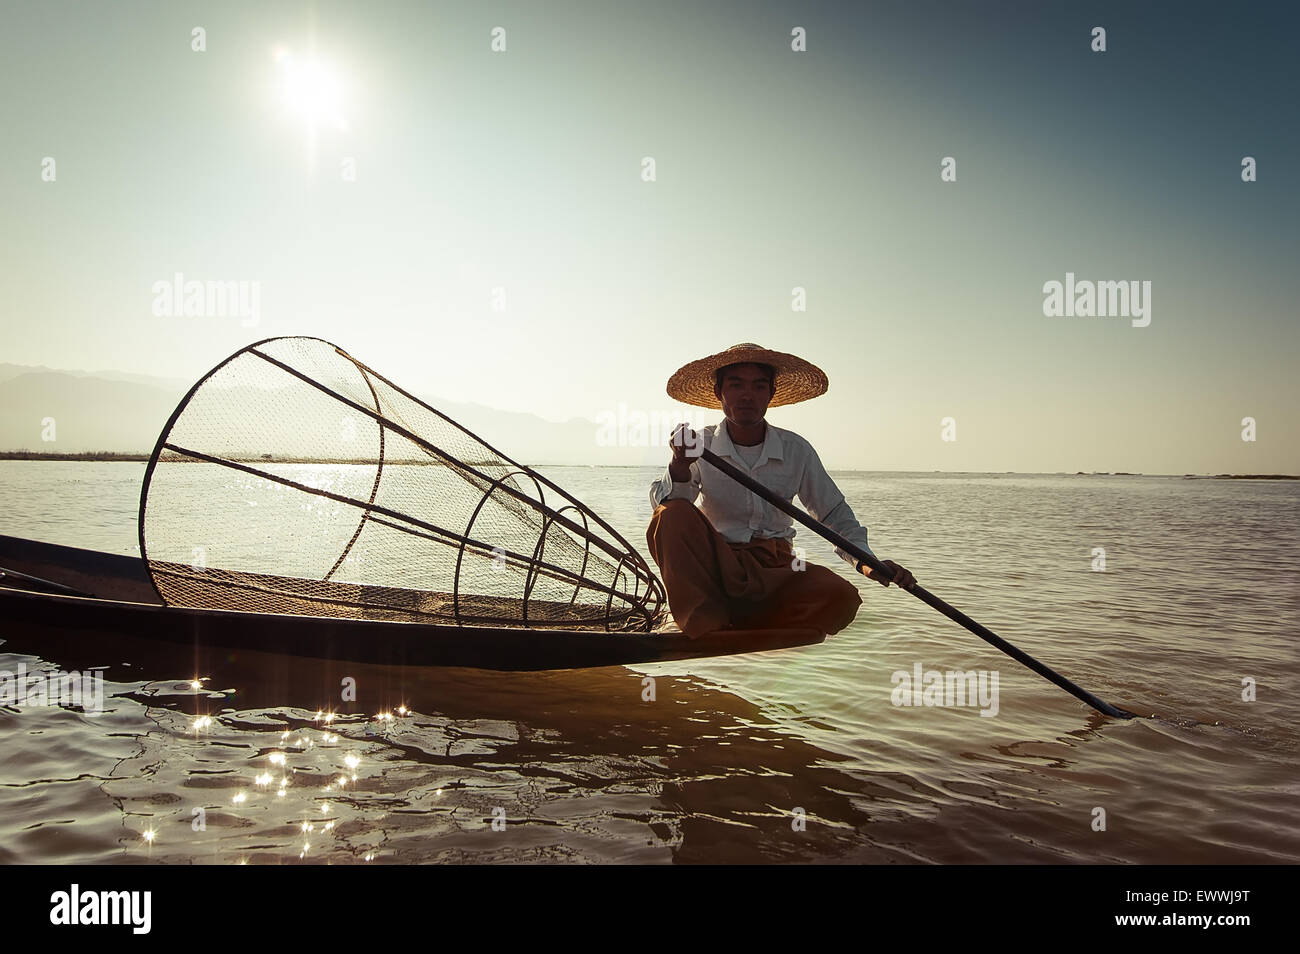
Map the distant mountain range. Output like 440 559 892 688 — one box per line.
0 363 191 390
0 364 668 467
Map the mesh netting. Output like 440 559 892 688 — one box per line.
138 337 666 632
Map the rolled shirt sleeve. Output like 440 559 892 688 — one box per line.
650 460 701 509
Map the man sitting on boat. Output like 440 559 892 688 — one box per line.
647 343 915 638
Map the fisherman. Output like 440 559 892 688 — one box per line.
647 343 916 638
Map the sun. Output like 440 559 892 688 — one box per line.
273 46 348 133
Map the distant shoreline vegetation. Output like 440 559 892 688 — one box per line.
0 450 152 461
0 452 1295 479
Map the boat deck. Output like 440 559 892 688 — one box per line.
0 534 159 603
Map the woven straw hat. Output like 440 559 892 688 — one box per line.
666 343 829 409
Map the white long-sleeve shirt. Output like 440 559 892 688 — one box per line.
649 419 876 568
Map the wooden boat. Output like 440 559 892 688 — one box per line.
1 340 826 674
0 534 824 671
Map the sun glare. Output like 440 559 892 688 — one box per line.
274 46 348 132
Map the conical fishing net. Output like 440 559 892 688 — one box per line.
139 337 666 632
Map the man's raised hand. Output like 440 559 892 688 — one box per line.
668 423 699 481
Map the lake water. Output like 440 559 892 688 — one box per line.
0 461 1296 864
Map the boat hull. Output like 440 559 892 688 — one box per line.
0 535 824 671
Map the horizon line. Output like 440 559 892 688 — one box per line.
0 451 1294 480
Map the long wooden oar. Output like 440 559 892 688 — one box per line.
698 447 1137 720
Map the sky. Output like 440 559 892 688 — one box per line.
1 0 1296 473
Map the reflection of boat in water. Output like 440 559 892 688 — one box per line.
0 534 824 672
